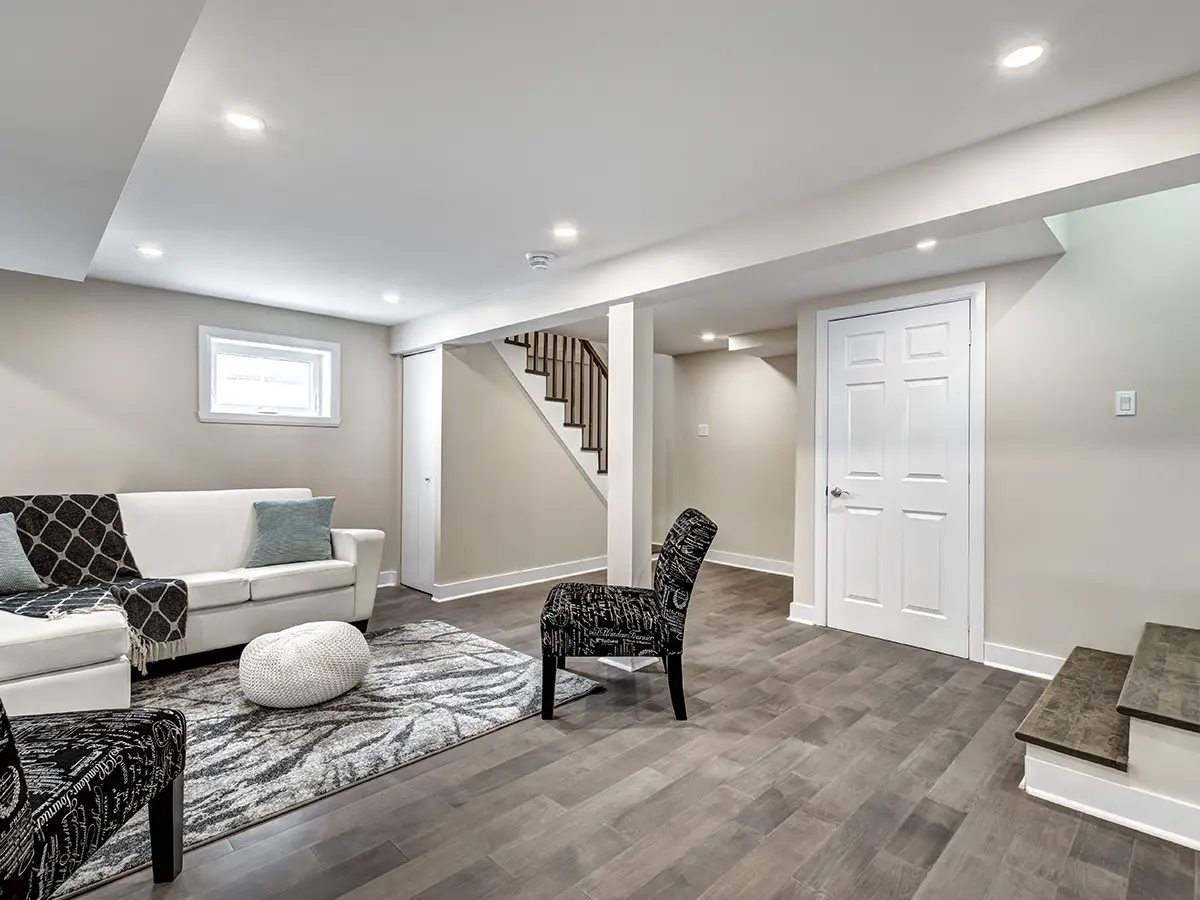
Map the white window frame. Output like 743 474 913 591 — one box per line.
198 326 341 427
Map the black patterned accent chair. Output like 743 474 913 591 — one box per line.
540 508 718 721
0 698 186 900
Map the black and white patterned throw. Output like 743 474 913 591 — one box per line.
0 495 188 669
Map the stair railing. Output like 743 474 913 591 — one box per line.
505 331 608 474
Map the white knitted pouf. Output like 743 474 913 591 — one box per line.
239 621 371 708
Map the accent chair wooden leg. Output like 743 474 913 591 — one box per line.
556 656 566 670
542 654 557 720
149 772 184 883
666 655 687 721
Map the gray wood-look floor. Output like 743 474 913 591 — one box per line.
84 565 1199 900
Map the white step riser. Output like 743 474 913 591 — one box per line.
1023 737 1200 850
1128 717 1200 809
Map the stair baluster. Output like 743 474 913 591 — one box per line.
504 330 608 476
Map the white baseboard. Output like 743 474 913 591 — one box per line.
983 642 1064 680
706 551 793 577
787 602 817 625
432 556 607 603
1024 751 1200 851
377 570 398 589
781 622 1062 676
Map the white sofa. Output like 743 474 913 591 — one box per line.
0 488 385 716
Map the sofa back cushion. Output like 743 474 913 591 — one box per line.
118 489 312 576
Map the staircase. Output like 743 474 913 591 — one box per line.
504 331 608 475
1015 623 1200 849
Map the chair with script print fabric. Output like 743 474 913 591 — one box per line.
0 697 186 900
539 508 717 721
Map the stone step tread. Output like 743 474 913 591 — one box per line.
1015 646 1131 772
1116 622 1200 734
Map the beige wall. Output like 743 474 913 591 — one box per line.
653 353 676 540
438 343 606 584
794 184 1200 658
670 351 797 563
0 271 399 565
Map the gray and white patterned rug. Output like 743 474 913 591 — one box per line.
62 620 601 895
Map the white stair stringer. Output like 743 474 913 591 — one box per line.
494 340 607 504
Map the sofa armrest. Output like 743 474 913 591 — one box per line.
331 529 386 622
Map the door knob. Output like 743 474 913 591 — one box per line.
829 486 844 498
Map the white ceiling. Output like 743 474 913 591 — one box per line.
0 2 203 280
557 219 1065 355
80 0 1200 324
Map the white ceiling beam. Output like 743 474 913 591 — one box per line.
727 328 799 359
0 1 204 281
391 72 1200 355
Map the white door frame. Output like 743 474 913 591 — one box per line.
813 282 986 662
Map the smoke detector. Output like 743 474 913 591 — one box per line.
526 251 556 270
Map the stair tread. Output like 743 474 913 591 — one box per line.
1116 622 1200 734
1015 646 1131 772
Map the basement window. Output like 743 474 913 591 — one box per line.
198 326 341 426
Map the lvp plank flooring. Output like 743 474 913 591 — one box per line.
83 565 1200 900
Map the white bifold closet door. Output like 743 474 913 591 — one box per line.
401 349 440 595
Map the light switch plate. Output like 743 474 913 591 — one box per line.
1115 391 1136 416
697 424 710 437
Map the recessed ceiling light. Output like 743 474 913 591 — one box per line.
701 332 716 342
553 224 579 242
225 112 265 131
135 245 164 258
383 292 401 304
916 239 938 251
1000 44 1045 69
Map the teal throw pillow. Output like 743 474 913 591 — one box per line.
0 512 45 594
247 497 335 568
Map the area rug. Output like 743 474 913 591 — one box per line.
61 620 601 895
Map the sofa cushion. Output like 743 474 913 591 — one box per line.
182 571 250 611
247 497 335 568
0 512 45 593
117 488 313 577
233 560 355 602
0 609 129 682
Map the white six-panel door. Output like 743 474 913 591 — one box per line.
825 300 970 657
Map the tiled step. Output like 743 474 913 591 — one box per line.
1015 646 1132 771
1116 622 1200 735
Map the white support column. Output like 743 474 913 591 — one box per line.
601 301 657 672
